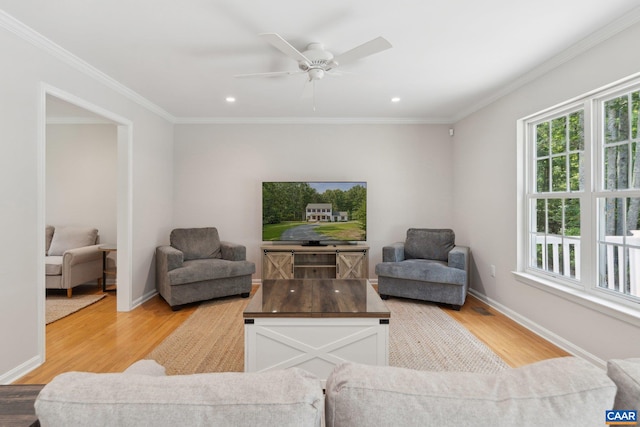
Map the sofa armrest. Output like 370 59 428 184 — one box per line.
220 241 246 261
156 245 184 272
63 244 102 266
607 358 640 410
448 246 469 271
382 243 405 262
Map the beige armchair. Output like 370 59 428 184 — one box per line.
45 226 103 297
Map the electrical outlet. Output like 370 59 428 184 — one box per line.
490 265 496 277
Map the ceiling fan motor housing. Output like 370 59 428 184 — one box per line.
298 43 336 78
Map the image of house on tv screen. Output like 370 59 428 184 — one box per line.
262 181 367 243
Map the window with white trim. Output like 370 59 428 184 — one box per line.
521 75 640 310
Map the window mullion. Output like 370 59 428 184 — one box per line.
581 100 595 291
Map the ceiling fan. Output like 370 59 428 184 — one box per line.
235 33 392 84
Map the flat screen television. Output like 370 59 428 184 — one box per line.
262 181 367 245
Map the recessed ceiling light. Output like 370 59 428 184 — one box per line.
391 97 401 103
225 96 236 103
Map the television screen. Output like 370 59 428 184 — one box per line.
262 181 367 244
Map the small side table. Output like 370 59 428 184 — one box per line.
99 244 117 293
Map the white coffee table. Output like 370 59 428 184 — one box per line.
243 278 390 387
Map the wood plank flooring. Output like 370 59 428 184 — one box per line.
444 295 571 366
13 284 569 384
15 285 197 384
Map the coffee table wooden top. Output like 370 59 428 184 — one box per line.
244 279 390 318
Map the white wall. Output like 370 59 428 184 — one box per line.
173 124 454 278
46 124 117 244
452 21 640 362
0 20 174 382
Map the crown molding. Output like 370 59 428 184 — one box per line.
0 10 175 123
174 116 451 125
5 6 639 127
451 6 640 123
0 10 448 126
46 117 114 125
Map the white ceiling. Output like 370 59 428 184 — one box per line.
3 1 640 122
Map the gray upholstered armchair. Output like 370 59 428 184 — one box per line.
375 228 469 310
156 227 255 310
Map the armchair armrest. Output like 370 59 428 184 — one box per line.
63 244 101 266
448 246 469 271
220 241 246 261
156 245 184 272
382 242 405 262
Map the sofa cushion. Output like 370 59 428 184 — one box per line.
405 228 455 261
168 258 255 286
325 358 615 427
35 367 324 427
45 256 63 276
608 358 640 411
45 225 55 255
375 259 466 286
48 227 98 256
170 227 222 261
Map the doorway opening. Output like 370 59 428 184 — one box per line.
38 84 133 360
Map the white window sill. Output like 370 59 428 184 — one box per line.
513 271 640 328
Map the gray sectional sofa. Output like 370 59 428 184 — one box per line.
34 357 640 427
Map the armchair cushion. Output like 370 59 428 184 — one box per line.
170 227 222 261
48 226 98 256
405 228 455 261
45 256 63 276
168 259 256 286
376 259 466 286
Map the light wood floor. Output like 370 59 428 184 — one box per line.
444 295 571 366
13 284 569 384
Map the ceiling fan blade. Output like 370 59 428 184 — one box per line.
259 33 311 64
332 36 392 66
234 70 303 78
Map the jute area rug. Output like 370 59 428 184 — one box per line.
146 296 508 375
46 294 106 324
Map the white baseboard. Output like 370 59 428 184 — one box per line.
0 355 42 385
131 289 158 310
468 289 606 369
